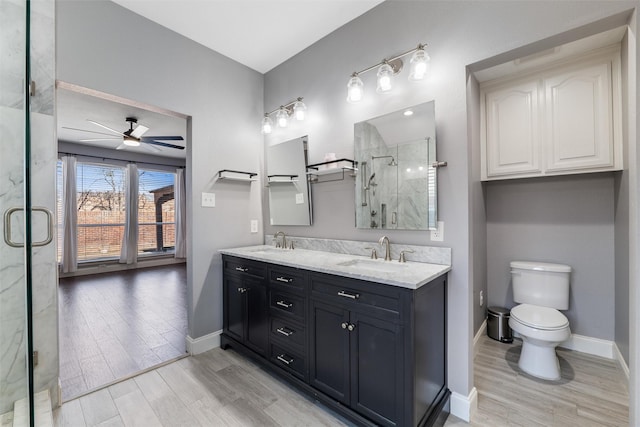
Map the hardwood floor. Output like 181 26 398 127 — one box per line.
58 264 188 401
54 332 629 427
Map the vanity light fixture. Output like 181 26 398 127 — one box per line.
261 97 306 134
346 43 429 103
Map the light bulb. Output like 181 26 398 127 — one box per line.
123 136 140 147
261 115 273 134
276 107 289 128
292 99 306 121
346 75 364 103
409 48 430 81
376 63 394 93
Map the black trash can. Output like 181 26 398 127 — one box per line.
487 306 512 343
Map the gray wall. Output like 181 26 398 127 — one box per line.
57 1 264 341
486 174 616 340
263 0 636 400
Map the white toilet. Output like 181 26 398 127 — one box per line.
508 261 571 381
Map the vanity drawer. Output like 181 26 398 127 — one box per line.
269 265 307 293
270 343 306 380
270 290 305 321
310 273 401 317
223 256 266 279
270 317 305 349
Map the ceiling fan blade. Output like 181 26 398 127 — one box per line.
79 138 122 142
141 143 162 153
62 126 118 137
131 124 149 139
115 143 128 150
142 139 185 150
87 119 125 136
140 135 184 141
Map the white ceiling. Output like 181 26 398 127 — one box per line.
110 0 384 73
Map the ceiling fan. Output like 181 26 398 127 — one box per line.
64 117 185 151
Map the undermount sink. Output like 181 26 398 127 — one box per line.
336 258 409 273
247 247 289 255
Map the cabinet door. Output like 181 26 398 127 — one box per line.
245 277 269 356
484 80 541 178
544 62 613 172
310 300 350 404
223 274 245 343
350 312 403 427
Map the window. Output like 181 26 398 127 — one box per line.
137 169 176 256
76 162 126 261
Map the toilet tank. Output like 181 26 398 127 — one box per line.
511 261 571 309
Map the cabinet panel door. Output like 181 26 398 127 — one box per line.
350 312 403 427
544 62 613 172
310 300 350 404
485 80 541 178
245 277 269 356
223 275 245 343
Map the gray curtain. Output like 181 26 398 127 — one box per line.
174 168 187 259
61 156 77 273
119 163 139 264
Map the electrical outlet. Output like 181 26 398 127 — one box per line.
430 221 444 241
295 193 304 204
479 290 484 307
250 220 258 233
201 192 215 207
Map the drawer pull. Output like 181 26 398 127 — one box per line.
338 290 360 300
276 276 293 283
276 300 293 309
235 266 248 272
276 327 294 337
277 354 294 365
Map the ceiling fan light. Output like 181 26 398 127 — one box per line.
261 115 273 134
346 74 364 103
292 99 306 121
123 136 140 147
276 107 289 128
408 48 430 81
376 63 394 93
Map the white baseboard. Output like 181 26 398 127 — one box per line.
186 330 221 355
559 333 615 359
474 320 487 359
450 387 477 422
613 342 630 380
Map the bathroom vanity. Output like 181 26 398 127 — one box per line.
219 245 451 427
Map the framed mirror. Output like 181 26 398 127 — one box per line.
267 135 312 226
355 101 437 230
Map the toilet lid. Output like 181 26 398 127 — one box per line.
511 304 569 330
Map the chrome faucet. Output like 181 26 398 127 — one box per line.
274 231 287 249
379 235 392 261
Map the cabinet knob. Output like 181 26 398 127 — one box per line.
237 287 247 293
347 323 356 331
341 322 348 329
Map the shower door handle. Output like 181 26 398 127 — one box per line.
3 207 54 248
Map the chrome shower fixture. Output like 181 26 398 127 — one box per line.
372 155 397 166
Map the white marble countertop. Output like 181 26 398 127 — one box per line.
219 245 451 290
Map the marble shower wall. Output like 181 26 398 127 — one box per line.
0 0 58 413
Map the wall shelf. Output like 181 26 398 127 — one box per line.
267 174 299 183
216 169 258 182
306 159 357 183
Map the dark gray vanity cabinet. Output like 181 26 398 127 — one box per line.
222 256 269 356
220 254 450 427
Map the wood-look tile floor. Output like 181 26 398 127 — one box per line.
54 325 629 427
58 264 188 401
450 335 629 427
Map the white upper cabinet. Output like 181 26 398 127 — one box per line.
481 47 622 181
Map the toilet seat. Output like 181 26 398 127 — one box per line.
511 304 569 331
